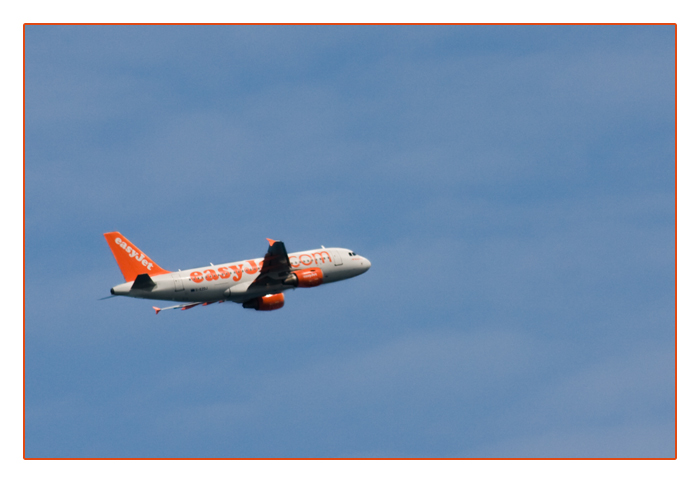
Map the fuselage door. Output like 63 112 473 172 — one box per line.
172 273 185 292
334 250 343 266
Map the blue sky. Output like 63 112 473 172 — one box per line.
24 25 675 458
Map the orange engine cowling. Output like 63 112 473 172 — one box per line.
285 267 323 288
242 293 285 311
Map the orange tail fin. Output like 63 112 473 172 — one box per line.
104 232 170 282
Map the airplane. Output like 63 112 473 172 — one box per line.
104 232 371 313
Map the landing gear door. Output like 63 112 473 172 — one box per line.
334 250 344 266
172 273 185 292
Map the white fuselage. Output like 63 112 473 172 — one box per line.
111 247 371 303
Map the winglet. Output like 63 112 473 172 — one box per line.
266 238 277 246
153 306 161 315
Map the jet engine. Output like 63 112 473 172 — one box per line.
242 293 285 311
284 267 323 288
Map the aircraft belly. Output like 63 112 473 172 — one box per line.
135 276 228 303
226 284 291 303
322 266 346 283
183 285 229 302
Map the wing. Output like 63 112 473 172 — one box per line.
152 300 223 314
249 238 292 289
153 303 202 314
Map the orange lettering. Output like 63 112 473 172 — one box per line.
229 264 243 281
244 260 259 275
190 271 204 283
300 254 312 266
218 267 231 279
289 256 299 268
312 251 331 264
204 269 219 281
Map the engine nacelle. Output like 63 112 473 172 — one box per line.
284 267 323 288
242 293 284 311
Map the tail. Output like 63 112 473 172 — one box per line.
104 232 170 282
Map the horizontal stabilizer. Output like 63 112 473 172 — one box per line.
131 273 156 290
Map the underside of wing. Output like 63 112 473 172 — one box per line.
153 303 201 314
250 239 292 289
152 300 223 314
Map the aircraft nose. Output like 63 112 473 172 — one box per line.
363 257 371 271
